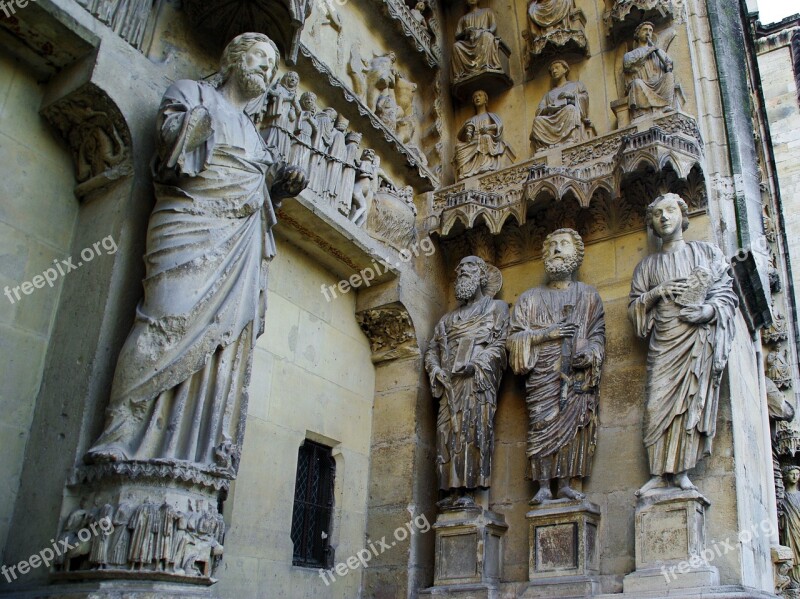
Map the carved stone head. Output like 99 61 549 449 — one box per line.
646 193 690 238
471 89 488 108
455 256 502 303
282 70 300 89
634 21 655 43
548 59 570 81
784 465 800 485
300 91 318 111
218 33 279 97
543 228 584 280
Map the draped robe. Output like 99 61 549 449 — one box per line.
86 79 282 468
781 489 800 585
623 43 675 110
454 111 509 180
628 242 737 475
508 282 605 481
528 0 572 32
530 80 589 149
451 8 503 81
424 296 509 490
262 81 298 161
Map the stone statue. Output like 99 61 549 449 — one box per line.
768 349 793 390
308 107 336 193
527 0 573 37
84 33 307 465
411 1 427 28
395 74 417 144
508 229 605 504
366 51 399 112
629 193 737 496
623 22 676 118
530 59 591 151
289 91 319 173
347 43 370 101
325 115 349 202
454 89 514 181
261 70 300 161
424 256 509 506
375 91 398 132
451 0 504 82
351 148 386 226
339 131 362 215
782 465 800 588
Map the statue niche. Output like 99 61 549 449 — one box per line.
454 89 515 181
450 0 512 100
524 0 588 68
530 59 593 152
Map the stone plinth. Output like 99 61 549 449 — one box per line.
623 489 719 594
523 499 600 598
430 506 508 588
451 42 513 102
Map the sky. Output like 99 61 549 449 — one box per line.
757 0 800 24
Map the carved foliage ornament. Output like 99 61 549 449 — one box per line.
357 304 419 363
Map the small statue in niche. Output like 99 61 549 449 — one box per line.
629 193 738 497
375 92 399 132
366 51 399 112
339 131 363 215
451 0 504 82
261 70 301 161
623 22 678 119
347 42 370 101
325 115 349 202
308 107 337 193
411 1 428 28
424 256 509 507
781 465 800 589
768 349 793 390
508 229 605 504
289 91 319 173
524 0 586 62
395 74 417 144
530 60 591 152
454 90 515 180
351 148 388 226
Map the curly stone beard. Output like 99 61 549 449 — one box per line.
544 254 581 281
235 62 269 98
455 273 481 302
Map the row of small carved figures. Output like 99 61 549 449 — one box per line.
56 501 225 578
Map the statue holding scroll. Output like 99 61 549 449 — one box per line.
85 33 307 466
425 256 509 507
629 193 737 496
508 229 605 504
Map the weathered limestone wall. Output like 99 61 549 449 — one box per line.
0 53 78 561
218 240 376 599
758 36 800 310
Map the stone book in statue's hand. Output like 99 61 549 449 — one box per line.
674 266 712 307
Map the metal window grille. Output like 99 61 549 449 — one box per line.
290 440 335 568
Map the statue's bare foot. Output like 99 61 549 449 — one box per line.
635 475 665 497
529 486 553 505
675 472 697 491
556 485 585 501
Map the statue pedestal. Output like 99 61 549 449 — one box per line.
623 489 719 594
421 505 507 596
451 42 513 102
522 499 600 598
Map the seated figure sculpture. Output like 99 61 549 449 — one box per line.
530 59 591 151
623 21 676 118
451 0 503 82
454 90 514 180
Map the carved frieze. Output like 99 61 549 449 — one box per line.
378 0 440 66
299 42 439 189
77 0 157 50
433 113 704 237
357 304 420 363
41 84 132 199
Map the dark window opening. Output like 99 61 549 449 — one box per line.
290 439 335 568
